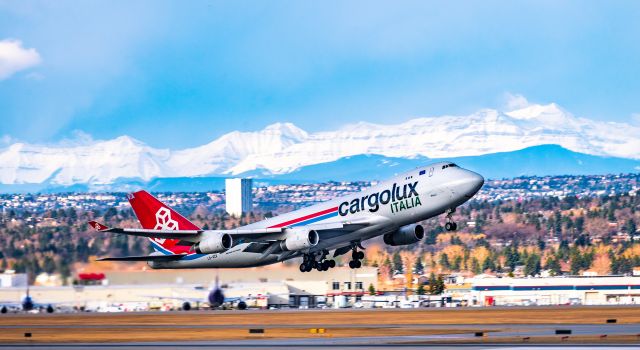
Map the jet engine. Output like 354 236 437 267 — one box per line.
383 224 425 246
280 228 319 251
192 232 233 254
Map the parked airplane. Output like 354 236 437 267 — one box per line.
141 276 248 311
0 283 55 314
90 162 483 272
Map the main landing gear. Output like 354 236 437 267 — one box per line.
299 250 336 273
348 246 365 269
444 208 458 231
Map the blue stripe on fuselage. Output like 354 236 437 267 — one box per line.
150 241 204 260
290 211 338 227
150 240 172 255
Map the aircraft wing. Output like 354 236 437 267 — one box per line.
0 302 21 307
139 295 241 304
231 215 388 242
139 295 204 303
89 221 286 241
241 215 393 257
96 254 186 262
89 221 202 239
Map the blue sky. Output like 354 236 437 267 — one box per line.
0 1 639 148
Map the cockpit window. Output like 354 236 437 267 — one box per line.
442 163 457 169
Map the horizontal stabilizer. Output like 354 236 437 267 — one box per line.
88 221 201 239
96 254 186 262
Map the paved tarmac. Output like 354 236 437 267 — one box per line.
1 344 640 350
2 307 639 348
2 323 639 349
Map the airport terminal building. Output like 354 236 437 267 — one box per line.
3 269 640 311
458 276 640 306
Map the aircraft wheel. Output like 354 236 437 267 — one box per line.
354 260 362 268
357 251 365 260
348 260 356 269
329 260 336 268
182 302 191 311
451 222 458 231
300 264 306 273
445 222 453 231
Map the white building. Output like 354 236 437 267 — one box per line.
0 271 28 288
225 178 253 217
464 276 640 306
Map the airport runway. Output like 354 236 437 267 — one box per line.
1 307 639 348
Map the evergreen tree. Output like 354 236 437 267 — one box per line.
626 219 637 234
505 244 520 270
42 255 56 274
439 253 450 270
428 273 437 294
392 251 404 274
544 255 561 275
413 257 424 275
482 255 496 272
537 238 546 251
471 257 481 275
368 283 376 296
452 255 462 271
569 249 582 275
434 275 446 295
524 253 541 276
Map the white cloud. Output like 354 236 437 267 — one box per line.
58 130 96 147
0 39 42 80
0 134 17 146
503 92 530 111
632 113 640 125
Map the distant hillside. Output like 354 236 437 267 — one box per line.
251 144 640 182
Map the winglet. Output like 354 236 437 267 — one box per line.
88 221 110 232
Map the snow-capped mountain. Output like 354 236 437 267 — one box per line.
1 103 639 188
168 122 308 176
0 136 171 185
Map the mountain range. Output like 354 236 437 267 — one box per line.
1 103 639 192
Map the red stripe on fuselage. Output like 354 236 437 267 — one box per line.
268 207 339 228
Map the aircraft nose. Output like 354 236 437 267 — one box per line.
464 171 484 197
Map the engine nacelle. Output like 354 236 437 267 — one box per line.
193 232 233 254
383 224 425 246
280 228 319 251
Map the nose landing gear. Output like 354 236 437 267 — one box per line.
444 208 458 231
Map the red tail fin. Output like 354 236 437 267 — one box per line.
127 190 200 254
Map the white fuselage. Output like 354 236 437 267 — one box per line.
150 162 483 269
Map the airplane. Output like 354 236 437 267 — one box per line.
1 283 55 314
141 276 249 311
90 162 483 272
